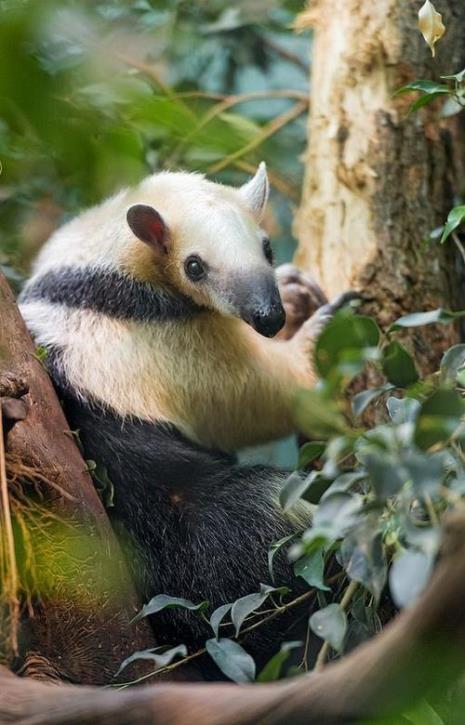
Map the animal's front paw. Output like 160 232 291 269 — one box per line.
295 291 363 352
275 264 328 340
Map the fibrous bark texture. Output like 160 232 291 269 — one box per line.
295 0 465 372
0 271 156 683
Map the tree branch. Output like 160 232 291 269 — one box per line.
0 271 157 683
1 510 465 722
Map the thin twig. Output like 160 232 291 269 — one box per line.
0 412 19 653
262 36 309 72
300 619 312 672
424 494 440 527
167 90 308 165
241 588 316 637
113 52 172 96
113 646 207 690
115 588 317 688
314 580 358 672
208 101 308 174
452 232 465 267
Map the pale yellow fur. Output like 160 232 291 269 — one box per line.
21 300 316 451
20 168 319 453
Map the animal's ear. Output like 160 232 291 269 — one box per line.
238 161 269 221
127 204 169 254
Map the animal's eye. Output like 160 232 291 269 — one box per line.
262 237 274 265
184 255 207 282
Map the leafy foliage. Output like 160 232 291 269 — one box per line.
0 0 308 269
120 306 465 699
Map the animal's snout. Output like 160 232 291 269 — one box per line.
230 270 286 337
249 303 285 337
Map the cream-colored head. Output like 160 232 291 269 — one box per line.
30 163 285 337
123 162 284 337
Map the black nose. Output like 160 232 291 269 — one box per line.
250 305 286 337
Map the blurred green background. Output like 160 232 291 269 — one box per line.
0 0 310 279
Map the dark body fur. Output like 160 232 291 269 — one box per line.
52 386 307 677
21 268 310 679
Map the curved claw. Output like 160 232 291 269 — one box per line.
302 290 365 340
321 290 364 316
275 264 329 340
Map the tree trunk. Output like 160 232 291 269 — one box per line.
0 271 157 683
294 0 465 373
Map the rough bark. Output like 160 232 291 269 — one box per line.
294 0 465 373
0 271 157 683
1 510 465 723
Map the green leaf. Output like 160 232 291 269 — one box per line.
361 450 405 498
352 384 394 416
390 308 465 331
309 603 347 652
293 527 335 559
387 396 421 424
440 205 465 243
231 584 285 637
341 530 387 602
320 471 366 501
294 389 348 439
218 111 260 141
441 97 464 118
440 344 465 384
298 441 326 468
132 96 198 139
441 68 465 83
279 471 311 510
34 345 48 363
314 313 380 379
389 550 434 608
132 595 208 623
395 80 450 96
268 534 296 584
400 450 446 495
209 603 232 640
294 548 329 591
313 492 363 538
404 699 445 725
457 368 465 388
414 389 465 450
409 92 447 113
115 644 187 677
302 474 333 505
257 641 302 683
382 341 419 387
205 638 256 683
92 463 115 508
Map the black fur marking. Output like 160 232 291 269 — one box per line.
20 266 203 322
45 353 311 678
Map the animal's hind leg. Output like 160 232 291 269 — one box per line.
275 264 328 340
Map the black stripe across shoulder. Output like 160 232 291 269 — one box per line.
20 266 202 322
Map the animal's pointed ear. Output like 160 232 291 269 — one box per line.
127 204 169 254
238 161 269 221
